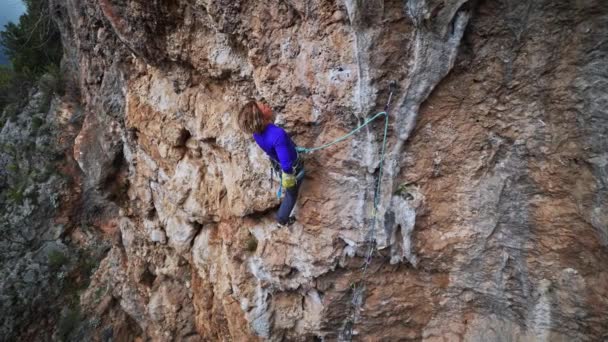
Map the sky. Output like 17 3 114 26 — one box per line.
0 0 26 65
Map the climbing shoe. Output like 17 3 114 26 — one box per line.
277 216 296 228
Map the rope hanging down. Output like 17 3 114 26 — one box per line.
295 83 396 341
340 86 394 341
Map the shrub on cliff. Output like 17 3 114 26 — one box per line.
0 0 62 115
0 66 28 115
0 0 62 76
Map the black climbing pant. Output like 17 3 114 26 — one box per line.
271 158 304 225
276 179 301 224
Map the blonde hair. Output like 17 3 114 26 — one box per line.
237 100 266 134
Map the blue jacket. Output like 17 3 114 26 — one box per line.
253 124 298 174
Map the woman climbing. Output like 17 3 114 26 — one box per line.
237 100 304 227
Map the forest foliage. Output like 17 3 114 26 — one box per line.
0 0 63 114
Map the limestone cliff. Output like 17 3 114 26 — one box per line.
21 0 608 340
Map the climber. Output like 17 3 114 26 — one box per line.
237 100 304 227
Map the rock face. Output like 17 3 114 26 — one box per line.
0 83 113 339
44 0 608 340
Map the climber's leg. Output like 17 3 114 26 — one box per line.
276 180 301 225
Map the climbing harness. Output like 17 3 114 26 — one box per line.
272 158 305 199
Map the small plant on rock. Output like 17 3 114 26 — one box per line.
48 250 69 270
6 185 25 204
245 234 258 253
57 306 81 341
31 116 44 131
38 65 64 112
395 182 416 200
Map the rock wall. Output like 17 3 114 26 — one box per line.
46 0 608 340
0 84 117 339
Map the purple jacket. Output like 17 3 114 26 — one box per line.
253 124 298 173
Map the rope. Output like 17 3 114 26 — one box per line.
340 110 390 341
287 109 387 202
293 84 396 341
297 81 395 157
312 87 391 341
296 111 388 154
374 105 390 211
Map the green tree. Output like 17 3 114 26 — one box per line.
0 66 31 114
0 0 62 76
0 0 63 115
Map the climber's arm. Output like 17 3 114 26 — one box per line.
274 134 295 174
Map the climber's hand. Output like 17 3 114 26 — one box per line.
281 172 296 189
